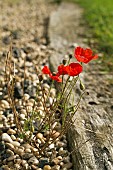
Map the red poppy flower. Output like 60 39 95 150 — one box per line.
50 75 62 82
42 66 51 75
68 63 83 76
57 64 69 76
75 46 98 63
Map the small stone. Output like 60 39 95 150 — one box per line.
49 143 55 150
14 85 23 99
28 156 39 165
6 149 14 156
21 160 27 166
12 141 20 147
7 155 16 161
52 131 60 139
58 147 67 156
12 47 21 58
27 102 34 107
22 143 32 149
5 143 14 150
24 163 29 169
2 165 10 170
7 129 16 135
43 165 51 170
14 148 24 157
50 88 56 98
51 158 60 165
39 158 49 168
23 46 34 54
2 36 11 45
36 133 45 143
20 113 26 120
7 161 14 167
25 148 31 153
2 133 13 143
14 158 22 164
31 164 38 170
20 109 27 115
11 135 16 141
2 158 7 164
42 83 50 90
23 93 30 101
26 105 33 112
56 141 66 149
14 164 21 169
1 100 9 109
49 97 53 105
51 165 60 170
22 153 33 160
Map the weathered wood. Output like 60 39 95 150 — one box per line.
49 2 113 170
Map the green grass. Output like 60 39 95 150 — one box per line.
4 0 22 4
70 0 113 71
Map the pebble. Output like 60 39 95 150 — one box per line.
52 158 61 165
58 147 68 156
36 133 45 143
51 165 60 170
10 135 16 141
26 105 33 112
6 149 14 156
24 163 29 169
22 153 33 160
39 158 49 168
14 85 23 99
43 165 51 170
28 156 39 165
20 109 27 115
23 93 30 101
22 143 32 149
52 131 60 139
0 100 9 109
14 164 21 169
12 141 20 147
19 113 26 120
14 158 22 164
31 164 38 170
2 133 13 143
7 155 16 161
5 142 14 150
7 129 16 135
7 161 14 167
25 148 31 153
56 141 65 149
14 148 24 157
49 143 55 150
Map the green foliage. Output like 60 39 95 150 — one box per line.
73 0 113 71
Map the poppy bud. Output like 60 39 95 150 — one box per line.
62 59 67 65
80 81 85 90
69 54 73 59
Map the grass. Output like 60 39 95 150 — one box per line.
66 0 113 71
4 0 22 4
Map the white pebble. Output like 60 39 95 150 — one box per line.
2 133 13 143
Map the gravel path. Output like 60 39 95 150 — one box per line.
0 1 73 170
